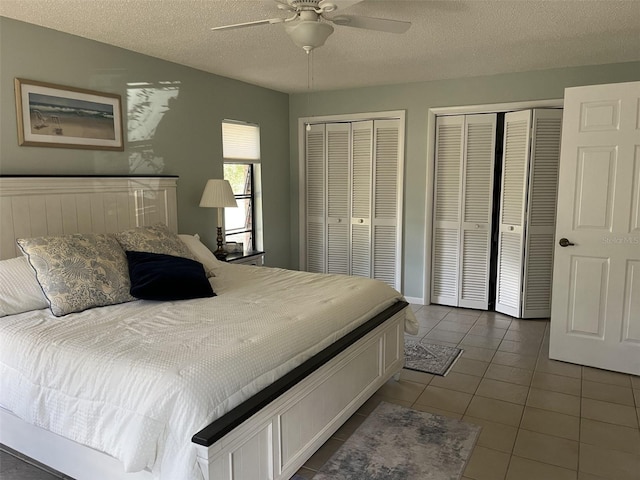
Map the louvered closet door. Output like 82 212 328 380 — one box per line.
326 123 351 275
459 114 497 310
431 116 464 306
372 119 402 290
495 110 533 317
305 124 326 273
350 121 373 278
522 109 563 318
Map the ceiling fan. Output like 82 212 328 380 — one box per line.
210 0 411 53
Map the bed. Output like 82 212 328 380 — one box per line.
0 176 418 480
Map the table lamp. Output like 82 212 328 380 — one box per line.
199 179 238 259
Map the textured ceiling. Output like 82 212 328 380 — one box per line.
1 0 639 93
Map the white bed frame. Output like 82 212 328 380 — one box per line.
0 176 407 480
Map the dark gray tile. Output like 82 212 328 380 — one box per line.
0 449 65 480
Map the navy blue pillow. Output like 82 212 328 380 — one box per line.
126 251 215 301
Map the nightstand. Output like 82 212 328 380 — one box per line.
224 250 265 266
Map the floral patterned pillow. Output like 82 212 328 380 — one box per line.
17 233 135 317
114 224 197 261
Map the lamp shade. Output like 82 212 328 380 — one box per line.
199 179 238 208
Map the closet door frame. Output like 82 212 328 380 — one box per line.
298 111 405 289
424 100 562 305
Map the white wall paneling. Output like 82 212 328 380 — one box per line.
0 176 178 260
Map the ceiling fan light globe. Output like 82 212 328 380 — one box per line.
285 20 334 51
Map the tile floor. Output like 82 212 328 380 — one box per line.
294 304 640 480
2 304 639 480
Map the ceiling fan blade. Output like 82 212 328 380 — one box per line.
274 0 295 11
210 17 286 31
330 15 411 33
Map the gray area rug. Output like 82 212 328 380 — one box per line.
405 341 463 376
313 401 480 480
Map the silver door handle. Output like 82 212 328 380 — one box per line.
559 238 575 247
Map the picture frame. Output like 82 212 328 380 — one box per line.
14 78 124 151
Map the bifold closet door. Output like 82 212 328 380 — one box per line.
326 123 351 275
305 123 326 273
495 110 532 317
459 115 497 309
521 109 563 318
372 119 403 290
350 121 373 278
495 108 562 318
431 114 496 309
432 116 463 306
304 118 403 291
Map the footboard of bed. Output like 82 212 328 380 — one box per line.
195 307 405 480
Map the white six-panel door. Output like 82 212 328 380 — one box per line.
550 81 640 375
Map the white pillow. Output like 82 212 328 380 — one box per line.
178 234 223 276
0 256 49 317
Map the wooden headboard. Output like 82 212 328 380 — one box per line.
0 176 178 260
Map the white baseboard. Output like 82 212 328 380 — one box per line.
404 296 424 305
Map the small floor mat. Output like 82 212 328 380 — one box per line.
404 340 463 376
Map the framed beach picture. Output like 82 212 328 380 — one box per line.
15 78 124 151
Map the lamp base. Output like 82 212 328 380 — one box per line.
214 226 227 260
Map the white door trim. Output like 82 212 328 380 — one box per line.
424 99 563 305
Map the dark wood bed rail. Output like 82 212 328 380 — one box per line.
192 300 408 446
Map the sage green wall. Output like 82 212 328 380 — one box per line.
0 18 291 268
289 62 640 301
3 17 639 297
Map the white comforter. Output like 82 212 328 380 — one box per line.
0 264 417 480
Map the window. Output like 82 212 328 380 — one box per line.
224 163 255 249
222 120 262 252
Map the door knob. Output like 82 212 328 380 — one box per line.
559 238 575 247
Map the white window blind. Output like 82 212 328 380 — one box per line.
222 120 261 162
